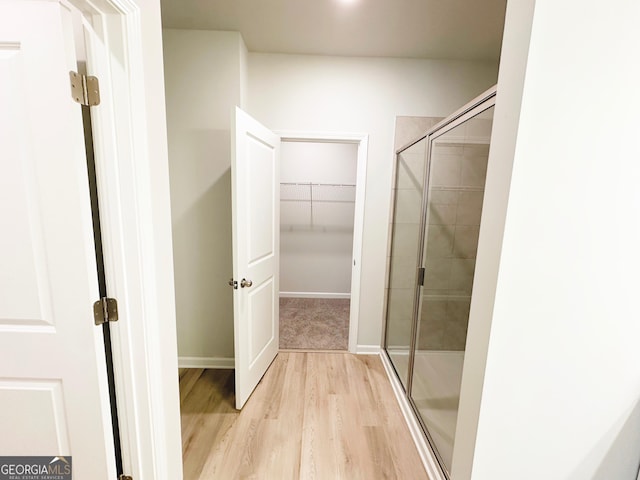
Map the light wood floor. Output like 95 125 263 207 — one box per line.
179 352 429 479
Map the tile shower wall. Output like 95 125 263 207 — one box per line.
386 140 425 349
385 117 441 351
419 142 490 351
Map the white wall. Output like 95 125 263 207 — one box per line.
162 31 497 356
458 1 640 478
280 141 357 296
452 0 536 477
163 30 246 361
248 54 498 347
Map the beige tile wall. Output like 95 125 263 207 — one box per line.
385 117 441 353
385 144 427 349
418 140 490 351
385 117 491 357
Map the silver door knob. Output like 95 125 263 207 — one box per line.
240 278 253 288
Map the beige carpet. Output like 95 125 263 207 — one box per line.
279 298 350 350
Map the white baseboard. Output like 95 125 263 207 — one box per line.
387 347 410 355
178 356 235 369
279 291 351 299
356 344 381 355
379 351 446 480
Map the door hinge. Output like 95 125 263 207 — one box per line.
93 297 118 325
119 475 133 480
69 71 101 106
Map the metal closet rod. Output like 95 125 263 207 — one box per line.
280 182 356 187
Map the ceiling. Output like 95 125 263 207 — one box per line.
160 0 507 61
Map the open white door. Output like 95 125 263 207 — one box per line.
0 2 116 478
231 107 281 409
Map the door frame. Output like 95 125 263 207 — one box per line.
276 131 368 353
66 0 182 478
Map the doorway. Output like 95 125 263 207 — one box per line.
279 140 357 350
277 133 368 353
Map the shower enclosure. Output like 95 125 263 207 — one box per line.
384 87 496 477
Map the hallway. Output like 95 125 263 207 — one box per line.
180 352 428 479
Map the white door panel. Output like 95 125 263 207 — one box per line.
232 108 280 409
247 278 275 365
0 380 70 453
0 2 115 477
247 136 276 261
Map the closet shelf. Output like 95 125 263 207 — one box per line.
429 185 484 193
280 182 356 204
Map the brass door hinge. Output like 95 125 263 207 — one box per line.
69 71 100 106
93 297 118 325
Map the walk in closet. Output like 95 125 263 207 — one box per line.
279 141 358 350
384 87 496 478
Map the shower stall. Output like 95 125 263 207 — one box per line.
383 87 496 477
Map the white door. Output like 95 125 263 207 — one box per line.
231 107 281 409
0 2 116 478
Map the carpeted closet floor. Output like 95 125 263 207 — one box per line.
279 298 350 350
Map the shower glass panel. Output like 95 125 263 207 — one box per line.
411 105 495 473
384 137 429 389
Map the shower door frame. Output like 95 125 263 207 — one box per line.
382 85 497 479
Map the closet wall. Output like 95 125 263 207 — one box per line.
280 141 357 297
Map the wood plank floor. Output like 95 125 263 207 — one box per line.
179 352 429 479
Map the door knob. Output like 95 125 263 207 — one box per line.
240 278 253 288
228 278 238 289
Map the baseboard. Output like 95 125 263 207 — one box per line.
279 291 350 299
178 356 235 369
379 351 446 480
387 347 410 354
355 344 381 355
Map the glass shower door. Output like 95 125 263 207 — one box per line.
384 137 429 389
410 105 495 473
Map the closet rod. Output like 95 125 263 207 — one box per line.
430 185 484 192
280 182 356 187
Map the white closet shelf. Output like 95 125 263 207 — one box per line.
280 182 356 204
429 185 484 193
280 182 356 187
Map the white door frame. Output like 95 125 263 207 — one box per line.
67 0 182 478
276 131 369 354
